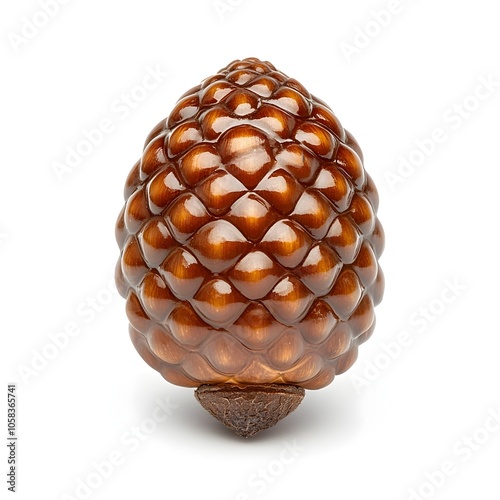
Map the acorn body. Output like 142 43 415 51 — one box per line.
116 58 384 436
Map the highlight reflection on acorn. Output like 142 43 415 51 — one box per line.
115 58 384 437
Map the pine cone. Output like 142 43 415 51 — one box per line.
115 57 384 437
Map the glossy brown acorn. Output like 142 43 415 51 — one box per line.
115 58 384 437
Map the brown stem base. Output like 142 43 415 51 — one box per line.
194 384 305 438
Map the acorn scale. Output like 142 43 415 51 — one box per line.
115 57 385 437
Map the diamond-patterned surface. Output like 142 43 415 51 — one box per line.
138 217 176 268
199 107 236 141
282 353 324 384
259 220 312 268
275 143 320 183
298 300 338 345
267 329 305 370
325 215 362 264
348 193 376 234
201 334 251 374
349 295 375 340
324 269 364 320
219 125 274 189
147 325 188 365
223 89 259 117
335 143 365 189
352 242 378 287
116 57 384 390
253 104 296 140
294 122 336 160
227 250 284 300
246 75 278 97
297 243 342 296
147 166 185 214
263 276 314 325
192 279 249 327
200 80 234 106
189 220 251 273
194 170 247 215
255 168 304 214
124 187 150 235
232 303 287 350
312 164 354 213
269 86 311 117
159 247 208 299
121 236 148 286
167 94 200 129
226 193 280 242
167 120 203 157
311 103 346 141
164 192 212 242
167 303 215 348
178 144 222 186
139 271 176 322
290 189 337 239
140 134 168 180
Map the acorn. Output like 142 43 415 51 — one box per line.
115 57 384 437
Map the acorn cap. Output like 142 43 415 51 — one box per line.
195 384 305 437
116 57 384 437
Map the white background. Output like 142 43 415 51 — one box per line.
1 1 499 499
